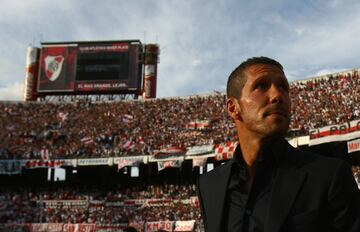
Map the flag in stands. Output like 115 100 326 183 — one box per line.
123 140 135 150
40 147 50 160
81 136 93 145
214 141 238 161
58 112 68 122
122 114 134 124
138 136 145 144
4 107 12 114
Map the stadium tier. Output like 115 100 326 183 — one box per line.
0 69 360 160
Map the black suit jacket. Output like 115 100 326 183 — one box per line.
197 139 360 232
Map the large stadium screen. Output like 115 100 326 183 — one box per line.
76 52 129 81
37 41 142 94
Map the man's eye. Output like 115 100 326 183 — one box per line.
255 83 267 90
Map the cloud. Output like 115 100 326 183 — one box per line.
0 82 24 101
191 59 202 67
314 68 349 77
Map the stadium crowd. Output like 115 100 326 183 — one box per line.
290 70 360 132
0 184 200 225
0 70 359 160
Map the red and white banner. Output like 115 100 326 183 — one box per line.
124 198 172 207
158 160 182 171
123 198 193 207
153 146 187 159
114 156 146 170
77 158 113 166
122 114 134 124
41 200 88 208
196 120 211 130
26 223 96 232
116 157 136 170
25 160 65 169
30 223 64 232
144 199 172 207
214 142 237 161
40 148 51 160
122 140 135 150
95 224 128 232
187 120 211 130
145 221 174 232
104 201 124 207
187 121 196 130
123 199 146 206
348 138 360 153
63 223 96 232
81 136 94 145
309 119 360 146
186 144 214 156
174 220 195 231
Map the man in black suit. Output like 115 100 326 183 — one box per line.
197 57 360 232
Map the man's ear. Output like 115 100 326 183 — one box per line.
226 98 241 121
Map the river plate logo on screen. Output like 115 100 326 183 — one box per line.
44 55 64 81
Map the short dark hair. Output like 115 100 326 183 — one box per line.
226 56 284 99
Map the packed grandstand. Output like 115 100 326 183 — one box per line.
1 69 360 231
1 70 359 160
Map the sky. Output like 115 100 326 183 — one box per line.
1 0 360 100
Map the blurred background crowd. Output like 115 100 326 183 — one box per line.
0 184 200 225
1 71 359 160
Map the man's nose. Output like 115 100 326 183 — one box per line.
269 85 284 104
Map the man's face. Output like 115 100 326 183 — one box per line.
235 63 291 139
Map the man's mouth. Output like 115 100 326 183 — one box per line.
264 107 289 119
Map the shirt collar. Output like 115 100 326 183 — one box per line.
232 138 286 168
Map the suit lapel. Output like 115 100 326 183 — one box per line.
265 142 307 232
199 160 233 232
